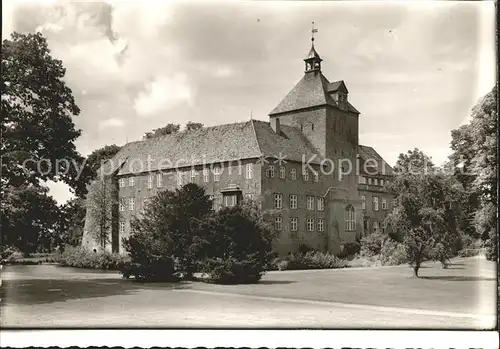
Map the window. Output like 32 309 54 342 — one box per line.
129 197 134 211
368 178 372 185
224 194 237 207
177 171 183 186
361 195 366 210
119 199 125 212
275 216 283 231
380 179 385 186
317 219 324 232
290 217 298 231
374 178 379 185
119 222 125 234
314 171 319 182
307 196 315 210
213 165 221 182
307 218 315 232
382 198 388 210
238 163 243 176
393 198 398 207
291 168 297 180
157 173 162 187
267 165 275 178
279 166 286 179
119 178 125 188
373 221 380 233
303 169 309 181
274 193 283 209
203 168 209 183
344 205 356 231
358 176 366 184
317 197 325 211
245 193 255 201
311 123 314 131
190 169 196 183
373 196 379 211
289 194 298 209
246 163 253 179
128 177 134 187
147 174 153 189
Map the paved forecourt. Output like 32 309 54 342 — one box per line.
0 257 495 328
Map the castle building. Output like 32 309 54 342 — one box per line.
82 37 395 256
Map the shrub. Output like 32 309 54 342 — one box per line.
341 242 361 256
201 256 262 284
360 232 388 257
379 239 408 266
59 246 130 270
0 246 23 262
281 251 347 270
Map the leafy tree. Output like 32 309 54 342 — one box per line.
86 144 122 179
123 183 212 280
1 185 60 254
185 121 204 131
386 150 463 277
394 148 435 175
143 123 180 139
57 197 86 247
1 32 90 197
86 179 115 249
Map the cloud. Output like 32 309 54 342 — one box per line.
133 74 193 117
99 118 125 130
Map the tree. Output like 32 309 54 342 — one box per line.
123 183 213 280
394 148 435 175
1 32 90 197
86 144 122 179
1 185 60 254
201 201 275 283
387 150 462 277
86 178 115 249
143 123 180 139
57 197 86 247
185 121 204 131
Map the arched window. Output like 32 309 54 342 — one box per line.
344 205 356 231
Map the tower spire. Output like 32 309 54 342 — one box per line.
304 21 322 73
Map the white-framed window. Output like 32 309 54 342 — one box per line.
291 168 297 180
382 198 388 210
307 218 315 232
317 218 324 232
358 176 366 184
119 178 125 188
373 196 379 211
274 193 283 209
177 171 183 186
246 163 253 179
119 221 125 234
380 179 385 186
213 165 221 182
314 171 319 182
245 193 255 201
290 217 298 231
374 178 379 185
119 199 125 212
203 167 209 183
289 194 298 209
279 166 286 179
147 174 153 189
190 169 196 183
317 197 324 211
345 205 356 231
129 197 134 211
368 178 372 185
361 195 366 210
157 173 162 187
128 177 134 187
224 194 237 207
267 165 275 178
303 169 309 181
307 196 315 210
275 216 283 231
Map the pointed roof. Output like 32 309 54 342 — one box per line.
327 80 348 94
357 145 393 175
269 72 336 116
305 43 322 61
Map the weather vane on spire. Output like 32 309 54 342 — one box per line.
311 21 318 42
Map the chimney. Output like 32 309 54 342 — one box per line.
271 117 281 134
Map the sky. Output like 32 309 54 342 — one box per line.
2 0 496 204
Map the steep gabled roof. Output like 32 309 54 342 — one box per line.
103 120 322 176
269 72 337 116
327 80 348 94
357 145 393 176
